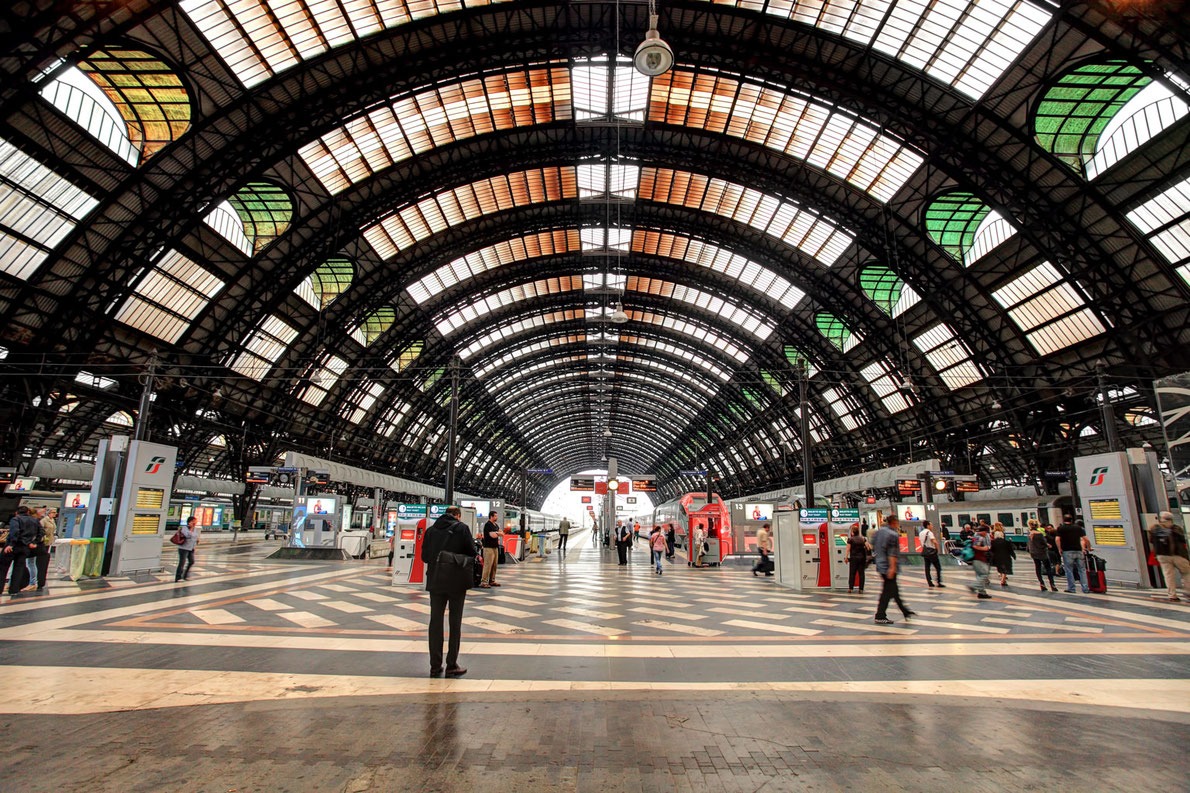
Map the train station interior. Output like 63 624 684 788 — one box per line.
2 0 1190 790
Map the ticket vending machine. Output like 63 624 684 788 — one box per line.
390 503 427 585
58 490 90 539
828 508 861 589
774 508 834 591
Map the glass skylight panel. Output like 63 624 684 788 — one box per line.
485 355 586 392
0 138 99 281
375 401 409 438
991 261 1105 356
300 67 572 194
582 272 627 291
860 361 910 413
1127 175 1190 285
632 230 805 309
820 386 862 431
572 57 649 122
345 380 385 425
648 70 922 202
458 309 584 359
408 229 581 303
626 276 775 340
40 66 139 165
203 200 253 255
626 309 750 363
965 210 1017 266
181 0 514 87
299 355 349 406
577 161 640 198
912 323 984 390
581 226 632 251
75 370 118 390
618 335 730 381
471 335 586 377
228 314 298 380
114 248 225 344
638 169 854 266
437 276 582 336
1088 79 1190 179
364 167 578 260
698 0 1049 99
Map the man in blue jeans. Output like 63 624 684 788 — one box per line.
1055 517 1090 593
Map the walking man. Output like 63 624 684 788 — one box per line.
421 506 474 677
919 520 944 588
557 516 571 555
175 516 199 582
873 516 914 625
1148 511 1190 601
1055 516 1090 593
479 510 501 588
616 520 630 565
968 522 992 598
752 523 773 577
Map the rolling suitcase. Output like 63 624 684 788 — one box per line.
1085 552 1107 593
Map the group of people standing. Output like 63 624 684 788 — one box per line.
0 506 57 594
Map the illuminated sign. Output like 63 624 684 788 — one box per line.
1092 524 1126 545
1089 499 1123 520
0 468 16 485
865 496 876 504
306 469 330 485
630 477 656 492
896 479 922 493
570 476 595 492
954 480 980 493
246 466 274 484
581 496 591 504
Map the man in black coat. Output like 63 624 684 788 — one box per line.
420 507 475 677
1 506 43 594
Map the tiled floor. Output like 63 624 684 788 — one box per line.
1 529 1187 792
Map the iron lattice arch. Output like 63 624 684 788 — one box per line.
0 0 1187 504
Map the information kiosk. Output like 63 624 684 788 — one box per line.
58 490 90 538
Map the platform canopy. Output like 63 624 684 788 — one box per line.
0 0 1187 505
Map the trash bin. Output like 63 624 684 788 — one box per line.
82 538 106 577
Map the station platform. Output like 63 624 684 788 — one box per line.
1 530 1187 792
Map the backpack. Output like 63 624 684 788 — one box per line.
1151 526 1175 556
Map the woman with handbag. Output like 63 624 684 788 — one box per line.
173 516 199 582
844 525 868 593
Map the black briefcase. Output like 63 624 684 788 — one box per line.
427 550 474 594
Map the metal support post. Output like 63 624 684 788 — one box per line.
1097 363 1122 453
133 352 157 442
444 356 460 504
799 361 815 506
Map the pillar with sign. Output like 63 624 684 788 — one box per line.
110 441 178 575
1073 450 1161 588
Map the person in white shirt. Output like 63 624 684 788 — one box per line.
752 523 773 577
919 520 944 588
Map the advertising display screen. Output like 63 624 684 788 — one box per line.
898 504 926 522
63 491 91 509
305 496 335 516
5 477 37 493
745 503 772 521
461 499 491 517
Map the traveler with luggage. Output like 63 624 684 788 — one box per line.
990 525 1015 587
1027 520 1057 591
844 524 868 594
1148 511 1189 602
919 520 944 588
752 523 773 577
1055 517 1091 593
421 506 475 677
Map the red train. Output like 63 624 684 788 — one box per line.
652 491 733 566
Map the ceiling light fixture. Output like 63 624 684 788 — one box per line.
634 0 674 77
609 302 628 324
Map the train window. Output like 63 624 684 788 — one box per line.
939 514 953 528
957 513 971 527
1021 512 1030 527
976 513 991 525
997 512 1014 528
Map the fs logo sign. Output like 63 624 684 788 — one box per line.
145 456 167 475
1088 466 1109 487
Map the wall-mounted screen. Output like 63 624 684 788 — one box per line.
304 496 335 516
745 503 772 521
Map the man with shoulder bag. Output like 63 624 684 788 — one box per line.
1149 511 1190 602
919 520 945 589
420 506 476 677
1 506 42 594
